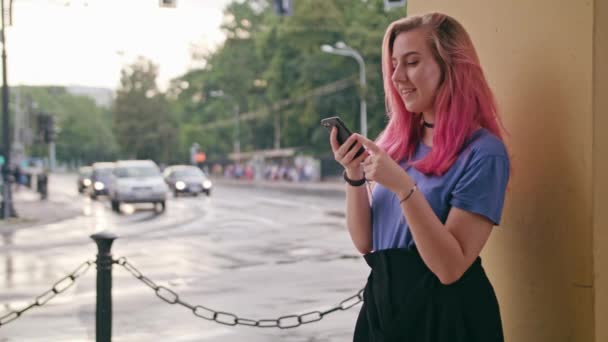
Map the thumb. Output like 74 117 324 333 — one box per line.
357 135 382 154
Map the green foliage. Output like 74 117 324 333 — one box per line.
168 0 406 161
4 1 407 167
11 86 118 164
113 57 179 163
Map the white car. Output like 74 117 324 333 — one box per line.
108 160 168 213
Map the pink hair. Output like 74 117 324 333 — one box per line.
376 13 507 176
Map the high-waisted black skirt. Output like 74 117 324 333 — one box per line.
354 248 504 342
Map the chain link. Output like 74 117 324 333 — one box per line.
0 260 95 327
115 257 364 329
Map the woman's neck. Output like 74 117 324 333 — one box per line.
422 111 434 147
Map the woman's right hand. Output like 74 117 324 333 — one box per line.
330 127 369 178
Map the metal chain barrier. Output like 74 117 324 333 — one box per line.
0 259 95 327
115 256 364 329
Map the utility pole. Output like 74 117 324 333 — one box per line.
209 90 241 162
1 0 16 219
274 113 280 150
48 115 55 171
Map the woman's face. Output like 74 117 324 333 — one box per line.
391 28 443 114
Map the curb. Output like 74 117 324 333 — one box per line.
0 198 81 233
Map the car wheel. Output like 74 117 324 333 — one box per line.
91 193 97 200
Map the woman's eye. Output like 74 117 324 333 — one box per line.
407 61 419 66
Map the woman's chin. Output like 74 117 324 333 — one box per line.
404 102 419 113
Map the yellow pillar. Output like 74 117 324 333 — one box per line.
593 0 608 341
406 1 599 341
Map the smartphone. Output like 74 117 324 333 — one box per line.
321 116 365 159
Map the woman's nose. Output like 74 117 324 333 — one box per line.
391 64 407 83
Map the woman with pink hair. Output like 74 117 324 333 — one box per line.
330 13 509 341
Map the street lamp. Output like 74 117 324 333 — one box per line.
321 41 367 137
209 90 240 161
1 0 16 219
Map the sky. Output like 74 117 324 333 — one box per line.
3 0 233 90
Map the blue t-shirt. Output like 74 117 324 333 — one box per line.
371 128 510 251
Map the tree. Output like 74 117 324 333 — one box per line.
12 86 118 165
113 57 178 163
168 0 406 161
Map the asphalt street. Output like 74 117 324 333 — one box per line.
0 173 369 342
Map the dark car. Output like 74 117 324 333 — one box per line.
163 165 212 197
77 166 93 194
89 162 115 200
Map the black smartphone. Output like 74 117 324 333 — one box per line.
321 116 365 159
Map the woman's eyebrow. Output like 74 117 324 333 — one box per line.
391 51 421 61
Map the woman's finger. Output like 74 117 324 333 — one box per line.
329 127 340 152
337 134 359 157
344 141 364 162
351 149 370 165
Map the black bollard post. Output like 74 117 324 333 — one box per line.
91 232 118 342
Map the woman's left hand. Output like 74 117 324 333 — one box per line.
356 135 411 195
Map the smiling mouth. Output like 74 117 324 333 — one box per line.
400 88 416 96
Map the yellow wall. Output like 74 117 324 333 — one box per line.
593 0 608 340
407 0 598 341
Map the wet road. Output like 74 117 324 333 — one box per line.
0 174 369 341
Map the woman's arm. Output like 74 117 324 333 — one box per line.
329 128 373 255
344 169 373 254
359 135 495 285
396 178 493 284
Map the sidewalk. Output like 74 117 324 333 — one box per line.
214 177 346 197
0 187 81 233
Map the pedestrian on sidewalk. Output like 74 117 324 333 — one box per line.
13 165 22 192
330 12 510 342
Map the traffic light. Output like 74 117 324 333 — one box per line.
44 116 56 143
273 0 293 16
36 113 57 144
384 0 407 11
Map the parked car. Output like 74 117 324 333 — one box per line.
90 162 115 199
163 165 212 197
77 166 93 193
108 160 168 213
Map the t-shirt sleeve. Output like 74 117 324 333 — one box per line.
449 155 510 225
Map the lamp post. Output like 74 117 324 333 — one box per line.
1 0 16 219
321 41 367 137
209 90 240 161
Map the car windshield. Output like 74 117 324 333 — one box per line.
94 168 113 176
173 168 205 178
115 166 160 178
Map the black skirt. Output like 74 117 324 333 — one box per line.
354 248 504 342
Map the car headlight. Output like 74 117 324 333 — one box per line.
175 181 186 190
83 179 92 186
202 180 212 189
94 181 105 190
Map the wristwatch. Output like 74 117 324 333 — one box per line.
343 171 366 187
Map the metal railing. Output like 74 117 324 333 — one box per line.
0 260 94 325
0 232 364 341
